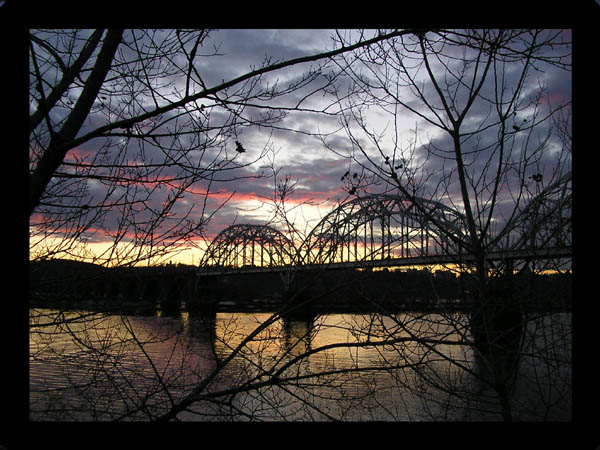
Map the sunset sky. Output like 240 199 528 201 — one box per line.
29 29 572 266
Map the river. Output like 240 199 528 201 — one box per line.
29 304 571 421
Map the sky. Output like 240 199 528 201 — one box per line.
29 29 572 266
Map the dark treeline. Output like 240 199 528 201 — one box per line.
29 259 571 315
29 259 197 310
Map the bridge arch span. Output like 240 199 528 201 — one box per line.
300 193 468 265
495 171 572 253
201 224 297 269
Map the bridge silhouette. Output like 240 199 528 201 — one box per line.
30 173 570 315
199 172 571 276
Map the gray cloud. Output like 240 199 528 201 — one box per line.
33 29 571 263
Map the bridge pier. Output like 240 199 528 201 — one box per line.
278 270 319 321
186 275 218 316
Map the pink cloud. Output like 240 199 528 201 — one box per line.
63 147 96 162
537 92 571 106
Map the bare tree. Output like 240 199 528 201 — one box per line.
322 28 572 420
32 28 476 422
28 29 571 423
29 28 425 267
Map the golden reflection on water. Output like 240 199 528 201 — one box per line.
28 308 482 421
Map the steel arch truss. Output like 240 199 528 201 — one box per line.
300 194 468 265
496 171 572 253
201 224 297 269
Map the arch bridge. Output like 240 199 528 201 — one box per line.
200 174 571 274
200 224 296 270
300 193 467 267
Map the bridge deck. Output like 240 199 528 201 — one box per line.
197 247 571 276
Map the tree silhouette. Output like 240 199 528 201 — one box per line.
29 28 417 267
28 29 571 423
325 28 571 420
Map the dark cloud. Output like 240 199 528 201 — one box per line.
33 29 571 263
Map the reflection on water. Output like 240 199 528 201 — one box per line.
29 307 571 421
